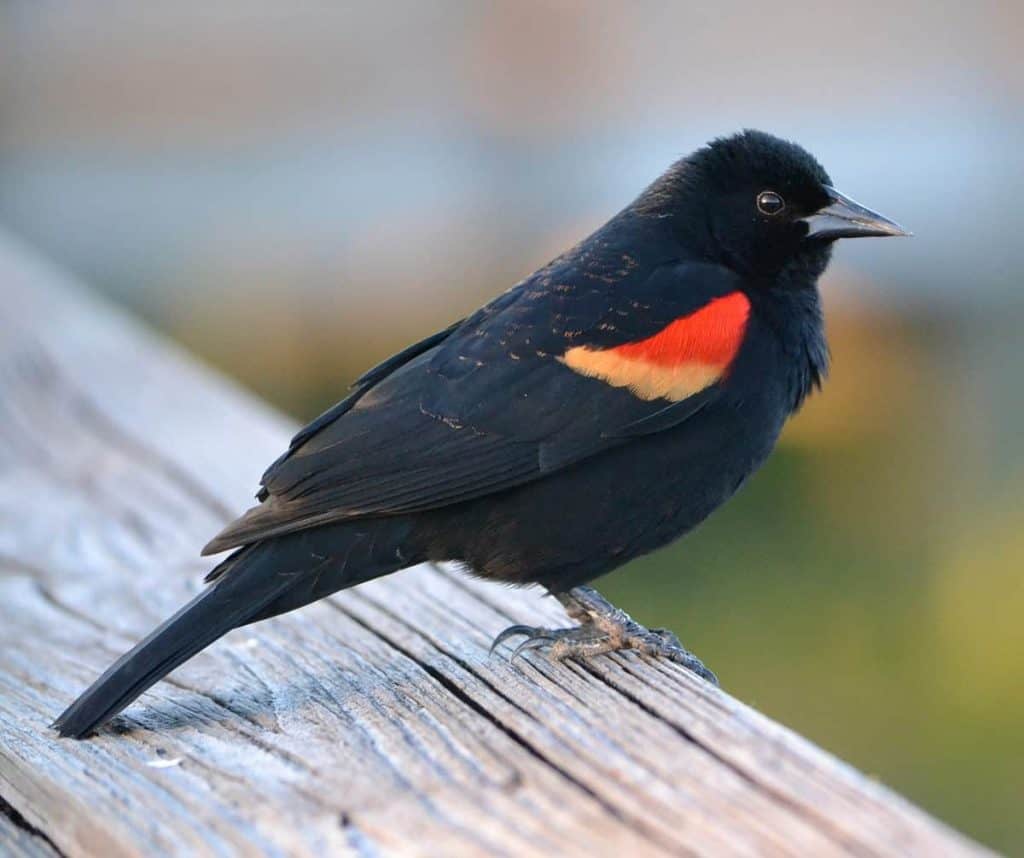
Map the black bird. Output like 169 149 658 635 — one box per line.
53 130 908 738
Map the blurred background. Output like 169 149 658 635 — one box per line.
1 1 1021 850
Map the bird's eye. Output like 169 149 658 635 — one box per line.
756 190 785 216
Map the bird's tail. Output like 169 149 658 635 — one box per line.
51 518 417 739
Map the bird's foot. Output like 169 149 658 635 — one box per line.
489 585 718 684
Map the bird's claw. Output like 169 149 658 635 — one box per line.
488 624 549 656
489 589 718 685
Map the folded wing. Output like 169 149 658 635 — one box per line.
203 259 748 554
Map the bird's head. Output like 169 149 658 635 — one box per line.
640 129 909 280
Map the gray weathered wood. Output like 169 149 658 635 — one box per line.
0 231 993 857
1 801 61 858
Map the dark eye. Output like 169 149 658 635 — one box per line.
756 190 785 216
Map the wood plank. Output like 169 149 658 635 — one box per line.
0 799 61 858
0 231 993 857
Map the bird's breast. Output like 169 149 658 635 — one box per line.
558 291 750 401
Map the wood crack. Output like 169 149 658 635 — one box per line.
31 581 110 635
0 794 66 858
581 658 873 857
333 595 691 857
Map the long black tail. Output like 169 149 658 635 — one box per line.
51 518 416 738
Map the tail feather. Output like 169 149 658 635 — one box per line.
52 519 414 738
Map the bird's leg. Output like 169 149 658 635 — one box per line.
490 585 718 684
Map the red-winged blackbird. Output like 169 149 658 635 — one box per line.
53 130 908 738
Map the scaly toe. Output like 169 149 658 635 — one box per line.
510 625 618 662
631 629 719 685
548 632 617 660
491 623 608 663
511 634 558 662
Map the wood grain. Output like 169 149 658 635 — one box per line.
1 798 61 858
0 232 993 857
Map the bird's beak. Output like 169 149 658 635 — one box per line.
802 186 911 240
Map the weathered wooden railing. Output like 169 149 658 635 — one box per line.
0 232 992 856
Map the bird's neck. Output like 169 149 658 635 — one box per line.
756 277 830 413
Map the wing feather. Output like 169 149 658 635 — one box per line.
203 257 747 555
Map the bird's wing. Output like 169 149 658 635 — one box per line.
203 259 749 554
252 316 468 501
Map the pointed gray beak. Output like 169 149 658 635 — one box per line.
802 186 911 240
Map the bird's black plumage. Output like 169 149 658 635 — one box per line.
52 130 908 738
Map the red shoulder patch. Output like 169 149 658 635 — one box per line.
560 292 750 401
611 291 751 367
